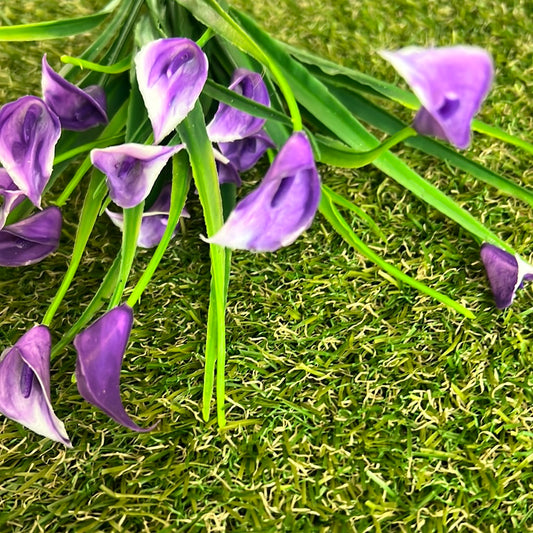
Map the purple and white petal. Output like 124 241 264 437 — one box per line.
207 131 320 252
219 130 275 172
380 46 493 149
74 305 156 432
135 38 208 144
42 55 108 131
0 325 71 446
0 206 62 267
207 69 270 143
0 168 26 229
91 143 184 208
0 96 61 207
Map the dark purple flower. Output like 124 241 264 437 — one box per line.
74 304 156 432
91 143 184 208
0 168 26 229
380 46 493 149
135 38 208 144
207 131 320 252
480 243 533 309
41 55 108 131
219 130 275 172
0 325 71 446
216 160 242 187
0 206 62 267
106 183 190 248
207 69 270 143
0 96 61 207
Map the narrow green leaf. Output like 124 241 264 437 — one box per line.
60 55 131 74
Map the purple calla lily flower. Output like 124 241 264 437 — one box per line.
216 160 242 187
106 183 190 248
380 46 493 149
135 38 208 144
41 55 108 131
74 304 156 432
0 96 61 207
0 325 71 446
219 130 275 172
91 143 184 208
207 68 270 143
207 131 320 252
0 206 62 267
480 243 533 309
0 168 26 229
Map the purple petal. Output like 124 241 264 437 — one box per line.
0 96 61 206
380 46 493 149
480 243 533 309
135 38 208 144
91 143 184 208
74 305 156 432
219 130 275 172
42 55 108 131
216 160 242 187
0 206 62 267
207 69 270 143
0 325 71 446
207 131 320 252
106 184 189 248
0 168 26 229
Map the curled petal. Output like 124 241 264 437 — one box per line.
135 38 208 144
42 55 108 131
380 46 493 149
207 131 320 252
91 143 184 208
0 206 62 267
0 96 61 206
0 325 71 446
480 243 533 309
0 168 26 229
219 130 275 172
207 69 270 143
74 305 156 432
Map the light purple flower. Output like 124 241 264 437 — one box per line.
380 46 493 149
91 143 184 208
207 69 270 143
207 131 320 252
42 55 108 131
106 183 190 248
0 96 61 207
135 38 208 144
219 130 275 172
0 206 62 267
0 325 71 446
0 168 26 229
480 243 533 309
74 304 156 432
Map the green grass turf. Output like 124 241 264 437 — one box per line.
1 0 532 531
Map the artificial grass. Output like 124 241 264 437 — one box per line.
1 0 532 531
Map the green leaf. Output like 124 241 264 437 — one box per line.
60 55 131 74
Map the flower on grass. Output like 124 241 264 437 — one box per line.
74 304 156 432
41 55 108 131
91 143 184 208
218 130 275 173
480 243 533 309
0 206 62 267
135 38 208 144
0 325 71 446
380 46 493 149
106 183 190 248
0 96 61 207
207 131 320 252
0 168 26 229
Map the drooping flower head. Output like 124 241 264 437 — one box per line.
0 325 71 446
0 168 26 229
207 131 320 252
74 304 156 432
380 46 493 149
0 206 62 267
480 243 533 309
41 55 108 131
135 38 208 144
91 143 184 208
219 130 275 172
0 96 61 207
207 68 270 143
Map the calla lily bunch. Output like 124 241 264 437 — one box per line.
0 0 530 446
